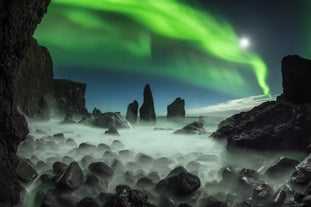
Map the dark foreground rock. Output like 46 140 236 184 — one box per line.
265 157 299 179
105 127 120 136
174 122 207 135
55 162 84 190
167 97 185 121
140 84 156 122
53 79 88 115
126 100 139 125
212 101 311 150
16 157 38 183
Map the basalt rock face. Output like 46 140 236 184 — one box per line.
13 37 53 120
53 79 88 115
139 84 156 122
212 55 311 150
281 55 311 104
126 100 138 124
167 97 185 121
0 0 50 206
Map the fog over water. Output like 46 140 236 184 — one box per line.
19 116 306 206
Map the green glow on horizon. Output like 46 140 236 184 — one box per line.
35 0 271 96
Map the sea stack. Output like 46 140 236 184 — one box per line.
139 84 156 122
167 97 185 121
126 100 139 124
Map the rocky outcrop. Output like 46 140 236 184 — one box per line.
167 97 185 121
212 55 311 151
126 100 138 124
92 112 131 129
53 79 88 115
139 84 156 122
0 0 50 205
13 37 53 120
281 55 311 104
174 122 207 135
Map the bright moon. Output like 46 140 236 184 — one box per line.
240 37 250 48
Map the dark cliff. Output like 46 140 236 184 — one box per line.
53 79 88 115
0 0 50 206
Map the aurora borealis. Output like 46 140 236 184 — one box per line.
34 0 308 113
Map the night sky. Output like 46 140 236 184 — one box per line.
34 0 309 115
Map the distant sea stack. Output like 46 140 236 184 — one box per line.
139 84 156 122
54 79 88 115
126 100 139 124
167 97 185 121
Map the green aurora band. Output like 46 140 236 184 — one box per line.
35 0 271 96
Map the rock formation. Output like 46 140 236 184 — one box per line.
92 112 131 129
281 55 311 104
174 121 207 135
212 55 311 151
139 84 156 122
126 100 139 124
167 97 185 121
53 79 88 115
13 37 53 120
0 0 50 205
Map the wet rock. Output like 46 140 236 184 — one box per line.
126 100 139 125
167 166 188 177
92 112 131 129
174 122 207 135
198 196 228 207
97 143 110 151
56 162 84 190
156 171 201 196
40 173 53 183
60 113 76 124
53 162 68 176
265 157 299 179
40 189 78 207
154 157 173 166
111 140 125 149
124 171 135 183
88 162 114 179
252 183 274 203
81 155 95 168
221 166 238 182
148 171 160 183
77 196 99 207
119 150 133 158
16 157 38 183
137 154 153 163
158 194 177 207
167 97 185 121
54 79 88 115
53 133 65 139
105 126 120 136
271 189 287 206
137 177 154 188
65 138 77 147
78 143 97 154
178 203 192 207
111 159 124 172
291 154 311 187
139 84 156 122
36 160 50 171
186 161 201 171
63 156 75 164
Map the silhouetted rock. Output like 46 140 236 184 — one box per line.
77 196 99 207
92 108 101 117
265 157 299 179
60 113 75 124
281 55 311 104
291 154 311 187
126 100 139 124
140 84 156 122
92 112 131 129
174 122 207 135
55 162 84 190
212 101 311 150
16 157 38 183
0 0 50 205
53 79 88 115
105 127 120 136
167 97 185 121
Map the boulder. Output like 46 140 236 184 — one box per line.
291 154 311 187
139 84 156 122
16 157 38 183
88 162 114 179
105 127 120 136
92 112 131 129
52 162 68 176
156 171 201 196
55 162 84 190
174 122 207 135
281 55 311 104
77 197 99 207
265 157 299 179
53 79 88 115
167 97 185 121
126 100 139 124
212 101 311 150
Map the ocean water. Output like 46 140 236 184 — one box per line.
19 116 306 206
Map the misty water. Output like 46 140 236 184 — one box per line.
19 116 306 206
